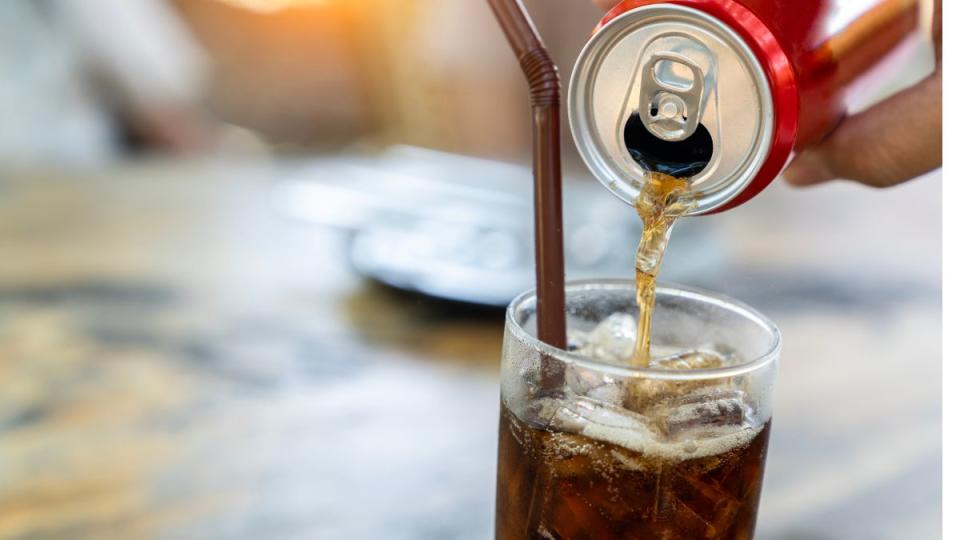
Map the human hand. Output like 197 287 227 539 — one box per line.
592 0 942 188
784 0 941 188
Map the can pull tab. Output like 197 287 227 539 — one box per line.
639 51 707 142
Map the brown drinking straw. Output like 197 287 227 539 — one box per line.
487 0 567 351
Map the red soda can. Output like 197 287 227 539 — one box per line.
569 0 923 214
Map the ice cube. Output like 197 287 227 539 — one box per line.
566 328 591 352
565 365 604 394
585 381 626 404
565 365 625 405
547 399 591 434
650 350 726 370
576 313 637 363
564 314 637 406
542 396 657 450
651 388 754 440
624 350 734 413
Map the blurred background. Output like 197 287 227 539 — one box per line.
0 1 941 539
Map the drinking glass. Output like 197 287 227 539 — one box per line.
495 279 780 540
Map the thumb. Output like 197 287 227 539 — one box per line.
783 69 941 188
781 150 833 187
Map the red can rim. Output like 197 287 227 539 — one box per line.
598 0 800 214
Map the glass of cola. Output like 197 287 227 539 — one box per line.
496 280 780 540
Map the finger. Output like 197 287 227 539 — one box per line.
782 68 941 188
781 151 832 187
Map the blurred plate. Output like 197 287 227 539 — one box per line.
276 146 724 306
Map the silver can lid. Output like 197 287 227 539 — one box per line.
569 4 774 215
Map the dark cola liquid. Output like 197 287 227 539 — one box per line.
495 404 770 540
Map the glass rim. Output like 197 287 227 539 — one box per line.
505 278 781 381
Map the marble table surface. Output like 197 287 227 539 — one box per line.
0 161 941 539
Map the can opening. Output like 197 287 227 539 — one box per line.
624 112 712 177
